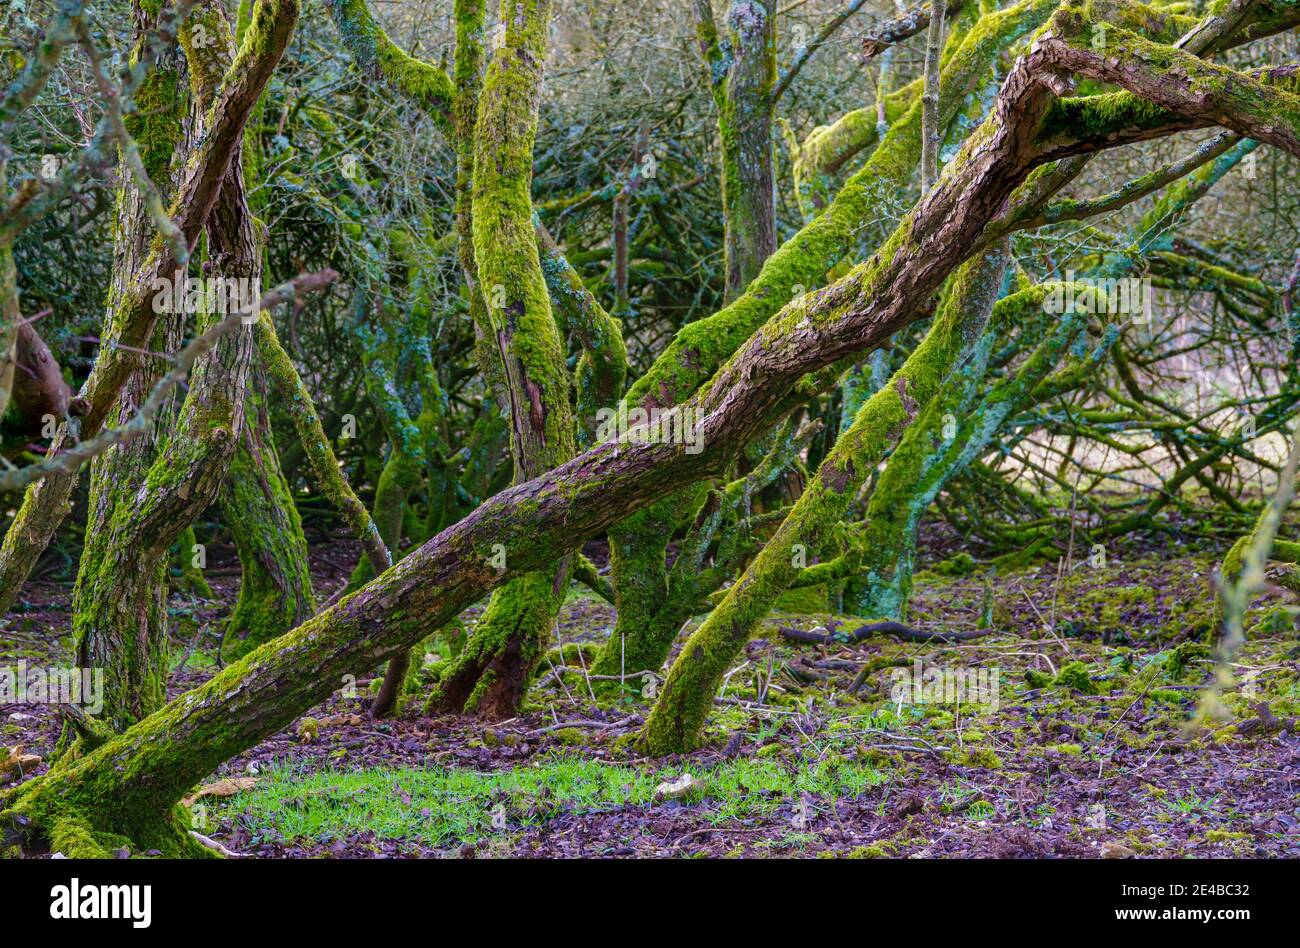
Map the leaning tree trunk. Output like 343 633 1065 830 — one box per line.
848 134 1254 618
62 1 193 733
602 0 1057 678
640 242 1013 753
69 0 289 732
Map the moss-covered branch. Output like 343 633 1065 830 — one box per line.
327 0 455 134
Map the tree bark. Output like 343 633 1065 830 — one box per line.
220 359 315 660
0 0 299 614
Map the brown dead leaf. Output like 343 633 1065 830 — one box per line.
182 776 259 807
319 713 364 727
0 745 42 783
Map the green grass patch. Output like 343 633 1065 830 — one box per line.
217 753 892 848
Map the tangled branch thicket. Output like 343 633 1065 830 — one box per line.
1 0 1299 857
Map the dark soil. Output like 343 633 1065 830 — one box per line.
4 531 1299 859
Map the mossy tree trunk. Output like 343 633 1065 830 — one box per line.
10 0 1300 854
64 0 193 733
427 0 581 722
847 133 1255 619
846 281 1109 617
602 0 1055 678
70 0 295 733
219 361 315 660
640 243 1013 753
217 0 314 662
0 0 299 614
590 497 698 683
693 0 777 300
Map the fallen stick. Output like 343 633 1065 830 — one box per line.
778 622 995 645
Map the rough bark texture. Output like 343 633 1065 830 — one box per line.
0 0 299 614
604 0 1051 675
641 244 1014 752
694 0 777 300
69 0 301 733
427 0 578 721
220 361 315 660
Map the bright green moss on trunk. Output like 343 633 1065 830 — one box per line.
428 0 578 719
641 245 1011 754
172 525 214 598
221 381 315 660
125 68 182 187
847 285 1104 619
609 0 1055 688
537 222 627 443
328 0 455 131
255 311 389 570
710 1 777 299
627 0 1055 415
426 570 565 718
591 498 699 682
472 0 574 477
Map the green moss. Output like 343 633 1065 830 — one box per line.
1204 829 1251 843
125 68 182 188
296 717 319 742
945 746 1003 769
222 386 316 660
932 552 977 577
844 841 897 858
328 0 455 131
1164 641 1211 680
1054 662 1099 695
774 584 831 614
1246 604 1294 637
1025 669 1054 689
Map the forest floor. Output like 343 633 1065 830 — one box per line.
4 526 1300 859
